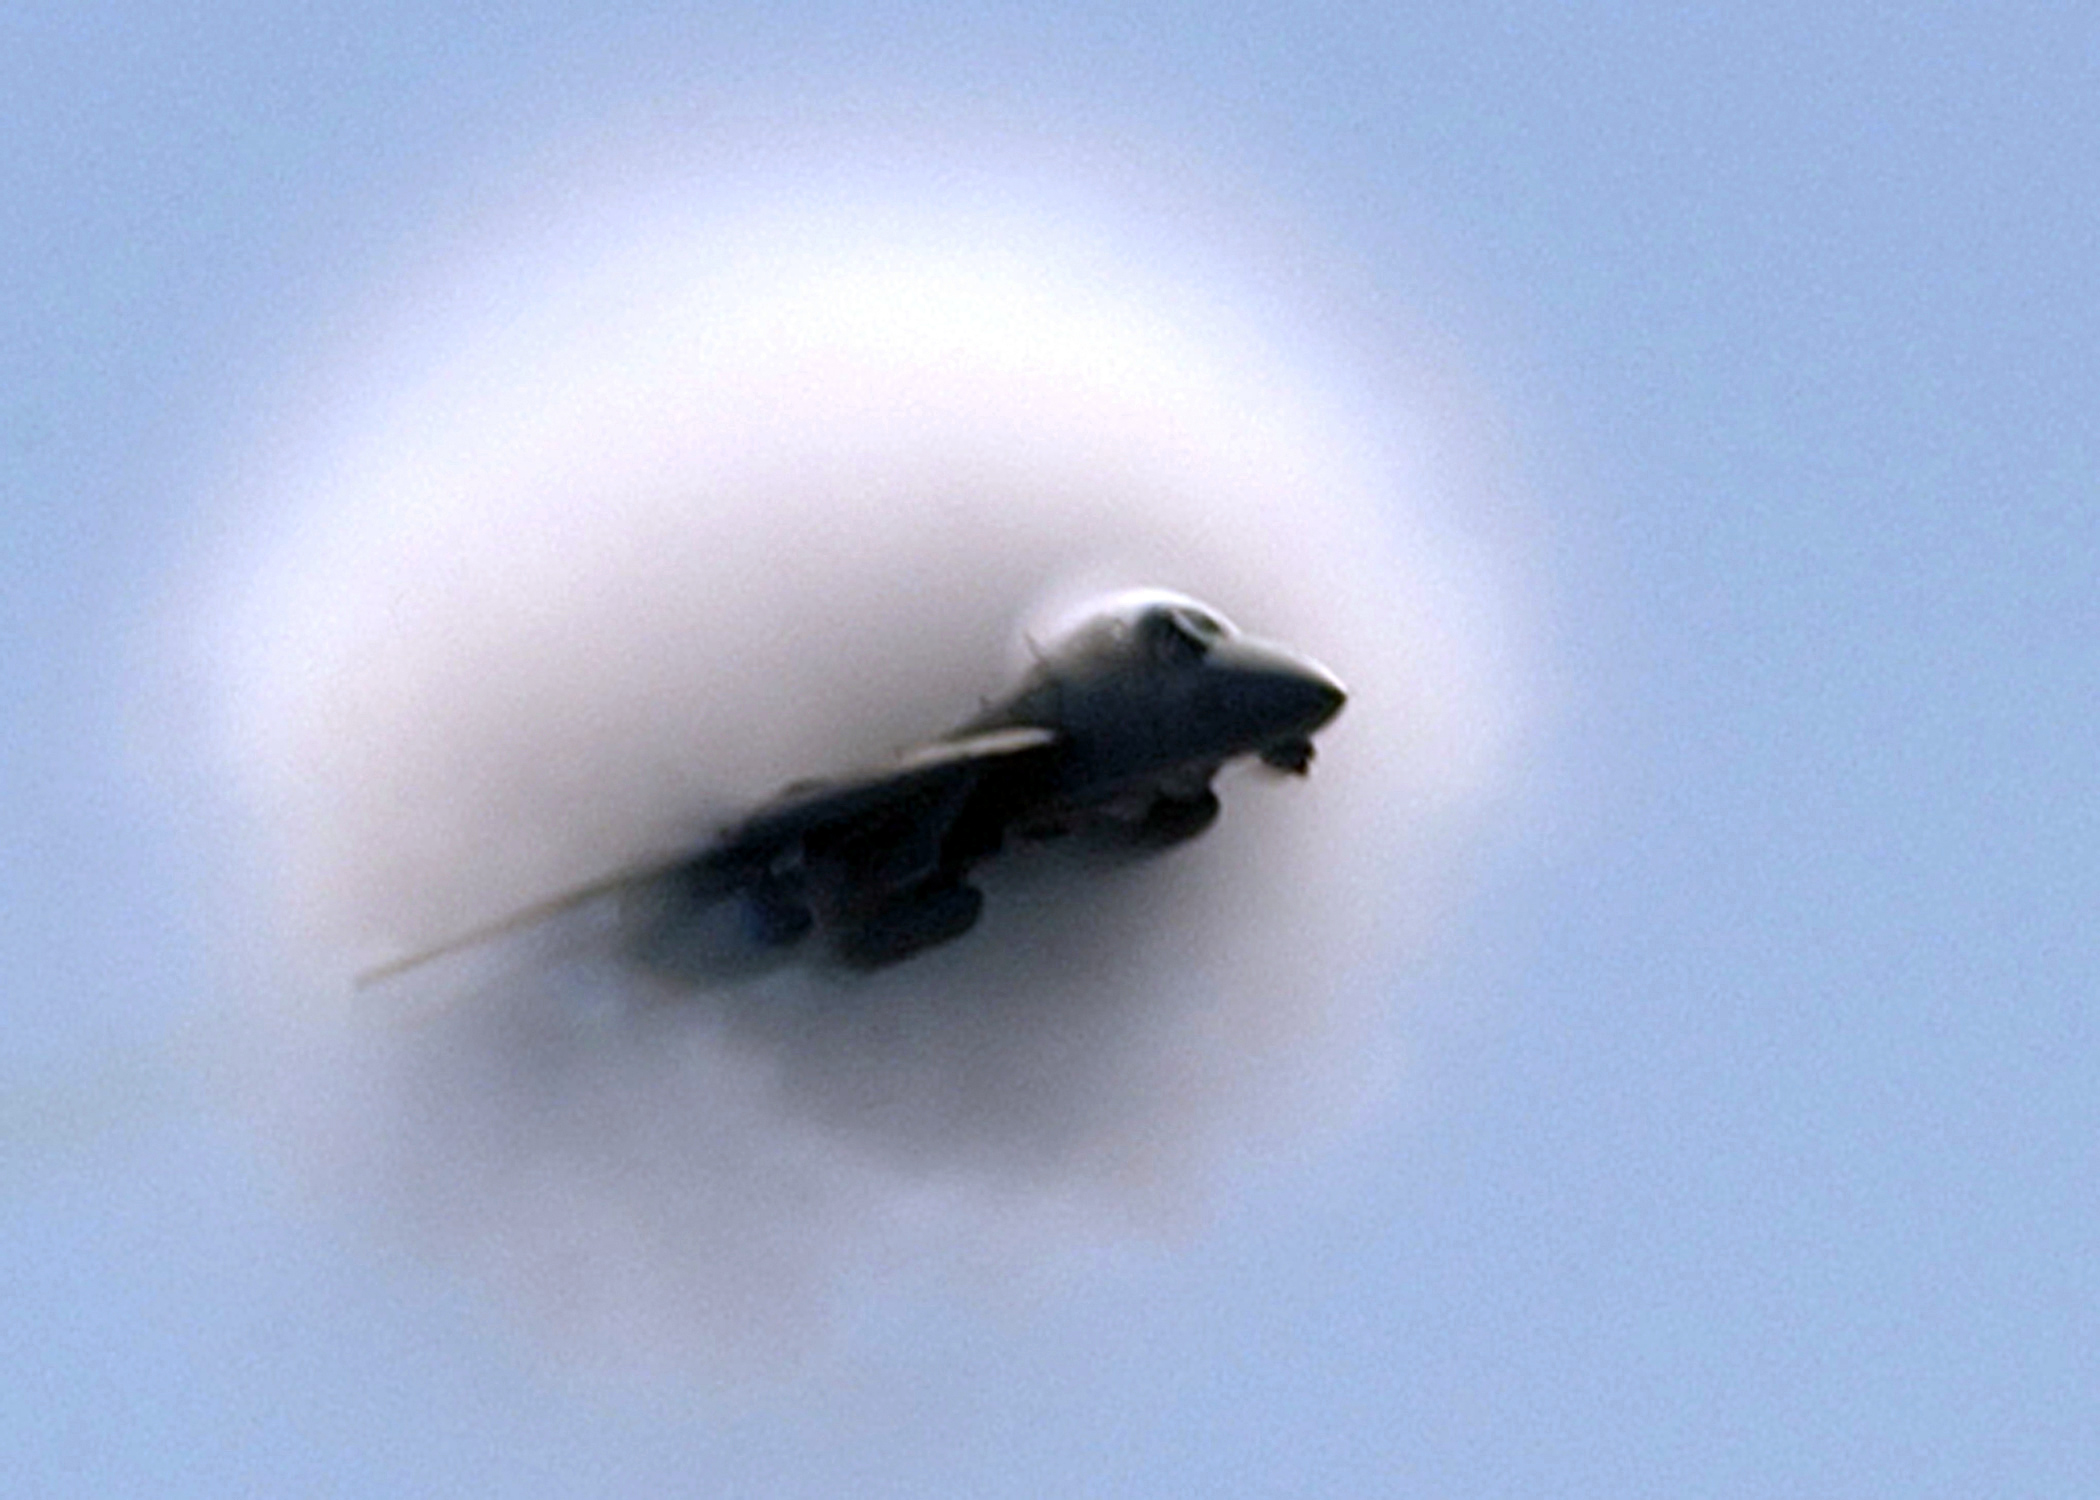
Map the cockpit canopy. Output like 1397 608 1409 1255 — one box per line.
1034 588 1242 671
1134 600 1233 664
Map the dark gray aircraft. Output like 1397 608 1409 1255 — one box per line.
357 590 1345 984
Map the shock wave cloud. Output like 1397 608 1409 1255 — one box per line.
210 171 1517 1370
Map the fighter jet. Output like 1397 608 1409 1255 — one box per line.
356 589 1345 984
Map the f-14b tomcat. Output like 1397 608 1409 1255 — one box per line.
357 590 1346 984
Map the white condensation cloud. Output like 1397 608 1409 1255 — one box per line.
210 170 1520 1372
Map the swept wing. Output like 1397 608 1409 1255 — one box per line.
354 725 1061 987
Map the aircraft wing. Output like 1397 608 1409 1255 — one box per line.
704 724 1061 876
354 724 1061 988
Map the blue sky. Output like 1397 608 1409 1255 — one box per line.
6 4 2095 1496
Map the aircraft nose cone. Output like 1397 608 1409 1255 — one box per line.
1272 658 1345 735
1244 658 1345 774
1303 664 1347 728
1209 638 1348 745
1261 660 1345 736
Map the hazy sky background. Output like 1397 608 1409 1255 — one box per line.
6 4 2095 1496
